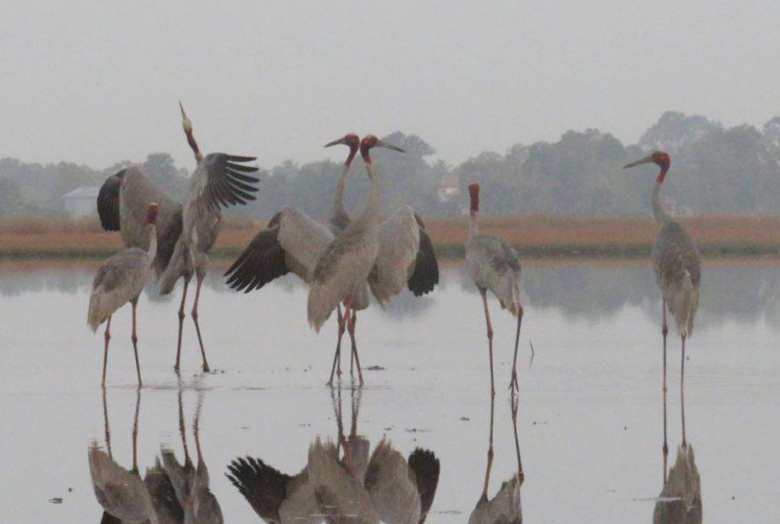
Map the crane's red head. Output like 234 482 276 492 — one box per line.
469 183 480 213
624 150 671 183
359 135 404 164
324 133 360 165
146 203 159 225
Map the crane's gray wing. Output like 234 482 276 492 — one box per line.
653 445 702 524
653 221 701 289
97 169 126 231
368 206 421 307
144 459 185 524
308 438 378 524
408 449 440 524
153 207 183 279
88 444 156 523
364 439 422 524
226 456 292 523
225 207 333 292
407 214 439 297
308 230 379 332
190 153 259 215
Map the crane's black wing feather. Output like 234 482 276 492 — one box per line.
407 214 440 296
197 154 260 213
224 215 289 293
408 448 441 524
226 456 292 523
97 169 126 231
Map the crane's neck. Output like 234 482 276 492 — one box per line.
469 210 479 240
147 223 158 258
330 156 354 222
652 165 671 225
185 129 203 163
354 161 384 229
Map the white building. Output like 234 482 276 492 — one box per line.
61 187 100 218
435 172 460 202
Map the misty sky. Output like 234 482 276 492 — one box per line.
2 0 780 170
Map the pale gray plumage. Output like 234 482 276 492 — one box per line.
144 458 185 524
89 444 158 524
308 135 436 331
368 206 421 307
651 188 701 338
88 244 156 332
98 166 183 279
466 235 522 317
653 445 702 524
308 438 380 524
364 439 422 524
468 475 523 524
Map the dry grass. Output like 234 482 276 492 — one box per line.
2 215 780 258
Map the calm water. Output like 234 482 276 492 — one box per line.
1 258 779 523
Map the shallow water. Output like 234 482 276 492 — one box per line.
1 258 779 523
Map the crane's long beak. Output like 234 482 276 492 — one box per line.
324 137 348 148
179 101 193 132
375 139 404 153
623 155 654 169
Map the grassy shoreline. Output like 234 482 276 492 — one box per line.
2 215 780 259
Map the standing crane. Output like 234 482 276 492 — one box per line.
97 104 259 374
465 183 523 396
624 151 701 458
307 135 439 384
89 203 159 388
223 134 370 385
159 103 260 372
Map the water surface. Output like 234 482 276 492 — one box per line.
1 258 778 522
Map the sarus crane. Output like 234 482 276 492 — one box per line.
465 183 523 396
89 203 159 387
223 134 371 385
307 135 439 385
97 103 260 373
624 150 701 458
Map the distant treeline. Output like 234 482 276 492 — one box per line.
3 111 780 218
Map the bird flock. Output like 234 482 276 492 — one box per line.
88 104 701 409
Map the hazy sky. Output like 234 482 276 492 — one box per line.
2 0 780 170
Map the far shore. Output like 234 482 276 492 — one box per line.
2 215 780 259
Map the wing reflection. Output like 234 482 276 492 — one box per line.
89 382 223 523
227 387 440 524
469 394 524 524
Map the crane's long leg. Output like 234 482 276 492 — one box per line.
327 306 346 386
131 388 141 473
348 310 364 386
482 390 496 498
191 275 210 373
102 315 112 388
509 306 524 392
131 299 142 388
194 389 204 463
102 387 112 459
661 298 668 472
174 277 190 372
681 334 687 447
511 392 524 485
177 380 190 462
482 292 496 398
